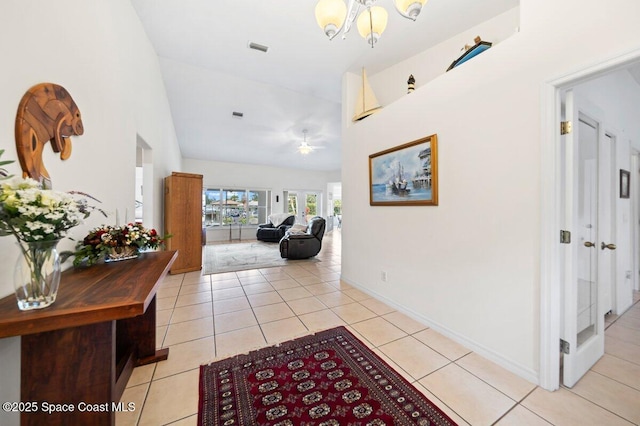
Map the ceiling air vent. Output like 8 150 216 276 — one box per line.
248 42 269 53
232 111 244 118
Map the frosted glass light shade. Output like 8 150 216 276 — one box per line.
298 144 313 155
315 0 347 39
356 6 388 45
394 0 427 20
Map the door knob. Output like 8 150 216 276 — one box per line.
601 242 617 250
583 241 595 248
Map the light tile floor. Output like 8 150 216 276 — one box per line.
117 230 640 425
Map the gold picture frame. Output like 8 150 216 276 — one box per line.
369 134 438 206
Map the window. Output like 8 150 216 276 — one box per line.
204 188 271 227
204 189 221 226
248 190 269 225
222 189 245 225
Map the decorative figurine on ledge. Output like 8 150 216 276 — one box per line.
353 68 382 122
15 83 84 189
407 74 415 94
446 36 492 72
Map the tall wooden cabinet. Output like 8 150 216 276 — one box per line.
164 172 203 274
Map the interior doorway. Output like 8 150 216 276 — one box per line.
136 135 153 226
540 50 640 391
328 182 342 230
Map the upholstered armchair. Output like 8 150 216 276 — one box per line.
256 213 295 242
279 216 326 259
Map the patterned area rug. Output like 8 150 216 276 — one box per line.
198 326 457 425
203 242 319 274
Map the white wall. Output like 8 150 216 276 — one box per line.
0 1 182 424
369 6 521 108
182 158 340 241
341 0 640 384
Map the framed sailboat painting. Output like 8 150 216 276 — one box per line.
369 135 438 206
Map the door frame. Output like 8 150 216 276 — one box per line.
539 47 640 391
632 153 640 293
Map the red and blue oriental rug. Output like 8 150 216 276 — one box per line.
198 326 457 425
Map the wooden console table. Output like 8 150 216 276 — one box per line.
0 250 177 426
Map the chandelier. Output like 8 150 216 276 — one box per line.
315 0 428 48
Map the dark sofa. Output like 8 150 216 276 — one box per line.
279 216 326 259
256 214 295 242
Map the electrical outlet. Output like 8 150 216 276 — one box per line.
381 271 387 282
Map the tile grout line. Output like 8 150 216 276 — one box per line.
603 336 640 367
408 360 469 424
138 273 187 425
581 368 640 393
561 381 638 425
132 379 153 426
489 386 544 426
252 268 296 345
209 273 220 360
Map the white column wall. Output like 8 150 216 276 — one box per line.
341 0 640 383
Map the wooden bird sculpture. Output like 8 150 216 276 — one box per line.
15 83 84 189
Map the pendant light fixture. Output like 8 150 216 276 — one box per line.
315 0 428 48
298 130 314 155
356 6 388 46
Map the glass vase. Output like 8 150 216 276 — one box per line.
14 239 62 311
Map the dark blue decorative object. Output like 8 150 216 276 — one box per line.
447 40 492 71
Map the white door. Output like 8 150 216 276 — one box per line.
304 192 319 222
286 191 321 224
561 90 614 388
287 193 299 221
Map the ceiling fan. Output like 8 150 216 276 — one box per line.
297 129 325 155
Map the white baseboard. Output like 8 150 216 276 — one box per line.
340 275 540 386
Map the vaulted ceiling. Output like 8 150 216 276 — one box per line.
131 0 520 171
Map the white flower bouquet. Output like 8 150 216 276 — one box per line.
0 178 94 242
